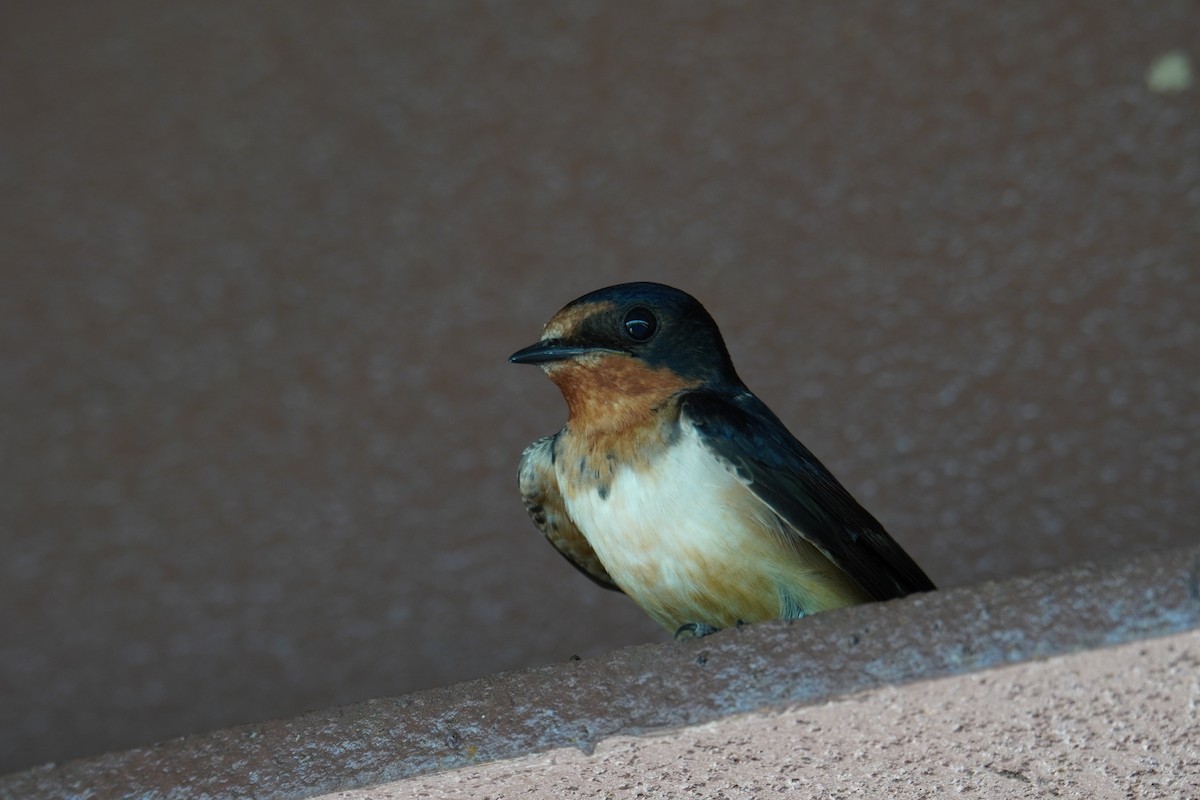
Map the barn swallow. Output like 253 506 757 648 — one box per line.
510 282 935 638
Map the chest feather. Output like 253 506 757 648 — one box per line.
558 426 782 614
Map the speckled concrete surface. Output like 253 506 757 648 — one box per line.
334 631 1200 800
2 546 1196 800
2 0 1198 773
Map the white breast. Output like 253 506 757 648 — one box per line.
558 422 784 627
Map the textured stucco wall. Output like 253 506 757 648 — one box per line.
2 0 1197 773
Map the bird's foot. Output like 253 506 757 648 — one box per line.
674 622 721 640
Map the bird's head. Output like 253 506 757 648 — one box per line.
510 282 741 425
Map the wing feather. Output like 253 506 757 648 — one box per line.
518 435 622 592
681 390 935 601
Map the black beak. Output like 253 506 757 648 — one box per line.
509 339 603 365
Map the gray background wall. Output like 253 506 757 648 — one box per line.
2 1 1196 774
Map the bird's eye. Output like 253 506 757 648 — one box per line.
622 306 657 342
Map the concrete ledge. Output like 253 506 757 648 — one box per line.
332 630 1200 798
4 545 1198 800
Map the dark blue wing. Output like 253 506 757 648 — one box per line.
681 389 936 601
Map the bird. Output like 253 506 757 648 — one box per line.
509 282 935 638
